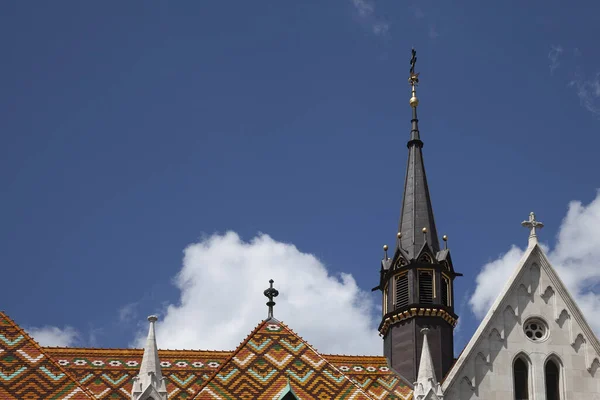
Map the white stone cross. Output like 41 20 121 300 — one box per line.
521 212 544 245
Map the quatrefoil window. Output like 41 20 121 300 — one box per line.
524 318 548 342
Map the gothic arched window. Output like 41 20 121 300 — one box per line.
545 358 561 400
513 356 530 400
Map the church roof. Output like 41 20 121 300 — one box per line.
45 346 231 399
193 318 413 400
2 311 413 399
0 311 95 399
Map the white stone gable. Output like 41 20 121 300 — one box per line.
442 244 600 399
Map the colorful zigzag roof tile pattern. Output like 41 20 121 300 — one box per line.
45 347 231 399
0 311 93 400
324 355 412 400
2 311 414 399
193 319 413 400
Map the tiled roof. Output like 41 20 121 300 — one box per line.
0 311 94 399
2 311 414 399
193 319 413 400
45 347 231 399
325 355 413 399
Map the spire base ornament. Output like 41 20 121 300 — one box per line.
131 316 168 400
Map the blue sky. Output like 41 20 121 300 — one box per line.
1 1 600 355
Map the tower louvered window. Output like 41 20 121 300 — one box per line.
419 270 434 304
395 274 409 309
441 275 450 307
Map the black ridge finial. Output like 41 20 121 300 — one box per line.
263 279 279 319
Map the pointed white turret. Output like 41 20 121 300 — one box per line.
414 328 443 400
131 315 168 400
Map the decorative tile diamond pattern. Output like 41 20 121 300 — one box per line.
0 311 93 399
45 348 231 399
192 319 412 400
2 311 414 399
325 355 413 400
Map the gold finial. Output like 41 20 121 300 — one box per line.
383 244 388 251
397 232 402 239
383 244 389 259
422 227 427 233
409 48 420 108
443 235 448 249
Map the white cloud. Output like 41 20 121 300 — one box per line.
548 45 563 74
469 245 525 318
469 191 600 334
135 232 381 355
373 22 390 36
352 0 374 17
548 46 600 117
26 326 80 347
350 0 391 37
119 302 139 322
569 72 600 117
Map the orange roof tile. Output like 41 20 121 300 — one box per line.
2 311 414 399
45 347 232 399
192 319 413 400
0 311 94 399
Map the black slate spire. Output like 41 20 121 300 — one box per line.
397 49 440 259
377 50 461 383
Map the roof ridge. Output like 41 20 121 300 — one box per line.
45 346 233 353
0 311 97 399
191 319 269 399
277 320 377 399
192 319 381 400
321 353 388 358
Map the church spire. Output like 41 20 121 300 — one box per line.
414 328 444 399
377 49 460 383
131 315 168 400
397 48 440 258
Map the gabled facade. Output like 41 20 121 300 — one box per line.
442 218 600 399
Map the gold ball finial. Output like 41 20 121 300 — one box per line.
383 244 388 251
443 235 448 241
410 96 419 108
397 232 402 239
422 227 427 233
